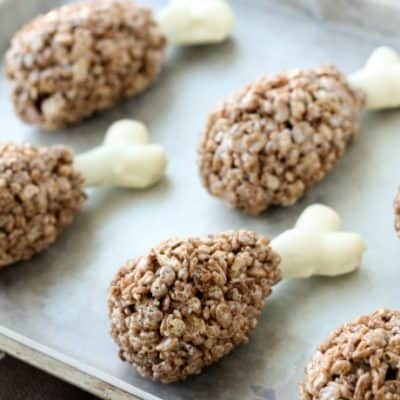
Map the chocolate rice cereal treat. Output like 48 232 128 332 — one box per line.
0 143 85 268
0 119 166 268
109 230 281 383
5 0 234 130
108 205 366 383
300 309 400 399
198 47 400 215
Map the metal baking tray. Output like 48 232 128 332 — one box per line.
1 1 400 399
270 0 400 37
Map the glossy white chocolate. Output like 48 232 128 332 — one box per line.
271 204 366 279
74 120 167 188
157 0 234 46
349 46 400 110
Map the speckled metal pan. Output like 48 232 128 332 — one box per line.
1 0 400 399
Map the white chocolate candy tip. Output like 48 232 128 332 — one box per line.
271 204 366 279
157 0 234 46
74 119 167 188
105 119 149 145
295 204 341 232
365 47 400 69
349 46 400 110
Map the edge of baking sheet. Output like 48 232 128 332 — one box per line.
0 0 153 398
0 326 164 400
269 0 400 36
0 0 399 399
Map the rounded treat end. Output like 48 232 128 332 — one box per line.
198 66 364 215
0 143 86 268
300 309 400 399
5 0 166 130
108 230 281 383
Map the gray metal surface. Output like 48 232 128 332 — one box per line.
270 0 400 36
1 1 400 399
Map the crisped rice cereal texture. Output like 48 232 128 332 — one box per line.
300 309 400 400
108 230 281 383
394 189 400 235
198 66 365 215
5 0 166 130
0 144 86 268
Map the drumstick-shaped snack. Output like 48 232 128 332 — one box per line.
108 204 365 383
5 0 234 130
0 119 167 268
198 47 400 215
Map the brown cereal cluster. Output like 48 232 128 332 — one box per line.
5 0 166 130
0 143 86 268
108 230 281 383
300 309 400 399
394 189 400 235
198 66 365 215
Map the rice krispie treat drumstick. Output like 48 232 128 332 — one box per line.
0 119 166 269
5 0 234 130
300 309 400 399
198 47 400 215
108 204 365 383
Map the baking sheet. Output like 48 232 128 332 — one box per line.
271 0 400 37
1 0 400 399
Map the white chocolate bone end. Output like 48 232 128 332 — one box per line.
74 119 167 188
157 0 234 46
271 204 366 279
349 46 400 110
